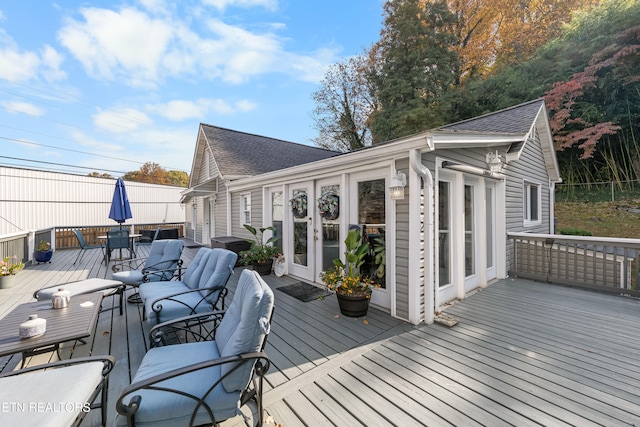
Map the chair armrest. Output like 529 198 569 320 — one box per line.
0 355 115 378
112 256 148 272
141 259 183 282
149 310 226 346
149 285 226 312
115 352 270 422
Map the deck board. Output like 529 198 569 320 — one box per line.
1 242 640 426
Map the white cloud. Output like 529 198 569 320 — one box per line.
0 30 66 83
147 98 257 121
58 7 174 88
202 0 278 11
2 101 44 116
92 108 152 133
56 6 337 88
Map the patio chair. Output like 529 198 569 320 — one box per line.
138 248 237 325
104 229 133 265
111 239 184 303
73 229 92 265
0 356 115 427
114 269 274 427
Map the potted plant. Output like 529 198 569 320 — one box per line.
320 229 377 317
239 224 281 275
0 256 24 289
34 240 53 263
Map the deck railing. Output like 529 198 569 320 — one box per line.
0 223 184 264
508 232 640 297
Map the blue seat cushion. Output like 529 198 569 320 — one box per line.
215 270 274 393
139 281 217 325
114 341 241 427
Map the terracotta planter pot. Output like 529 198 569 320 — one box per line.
336 292 370 317
0 274 16 289
252 260 273 276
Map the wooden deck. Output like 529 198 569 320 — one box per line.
2 242 640 426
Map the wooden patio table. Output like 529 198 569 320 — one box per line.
0 293 103 366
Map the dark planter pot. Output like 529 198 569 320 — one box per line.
252 260 273 276
34 250 53 263
336 293 370 317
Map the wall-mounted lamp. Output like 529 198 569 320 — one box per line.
486 151 504 173
390 171 407 200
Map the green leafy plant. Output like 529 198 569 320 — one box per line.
36 240 51 252
239 224 281 265
320 229 377 298
1 256 24 276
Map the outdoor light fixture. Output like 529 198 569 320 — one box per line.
390 171 407 200
486 151 504 173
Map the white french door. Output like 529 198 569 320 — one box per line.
315 179 341 281
287 182 315 282
463 177 481 293
349 171 391 310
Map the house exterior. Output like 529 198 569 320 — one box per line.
183 99 561 325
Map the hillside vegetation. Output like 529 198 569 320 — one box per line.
555 201 640 238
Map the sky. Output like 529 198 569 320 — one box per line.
0 0 384 177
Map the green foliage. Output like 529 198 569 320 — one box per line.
239 224 281 265
558 228 593 236
320 229 376 297
369 0 460 143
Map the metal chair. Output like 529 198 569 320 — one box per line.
103 229 132 265
115 270 274 427
72 229 91 265
111 239 184 303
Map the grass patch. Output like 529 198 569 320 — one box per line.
555 201 640 238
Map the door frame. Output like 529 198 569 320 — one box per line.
286 181 315 282
348 168 394 311
314 177 343 282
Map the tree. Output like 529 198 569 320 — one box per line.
123 162 189 186
311 55 377 152
370 0 460 143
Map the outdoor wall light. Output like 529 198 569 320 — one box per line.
486 151 504 173
390 171 407 200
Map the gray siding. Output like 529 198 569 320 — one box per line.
505 132 551 234
231 187 264 240
214 181 228 237
394 159 411 320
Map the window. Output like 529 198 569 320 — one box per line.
524 181 541 226
241 193 251 225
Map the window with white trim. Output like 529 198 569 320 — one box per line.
241 193 251 226
523 181 541 226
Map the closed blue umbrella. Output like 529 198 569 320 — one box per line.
109 178 132 225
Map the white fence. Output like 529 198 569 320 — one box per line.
0 166 185 235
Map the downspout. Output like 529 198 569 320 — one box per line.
410 148 435 324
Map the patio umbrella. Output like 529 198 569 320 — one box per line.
109 177 132 227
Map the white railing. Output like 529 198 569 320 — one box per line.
508 232 640 297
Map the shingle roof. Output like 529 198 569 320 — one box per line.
437 99 544 134
201 124 340 177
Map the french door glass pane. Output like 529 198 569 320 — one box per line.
292 189 308 266
272 191 283 253
358 179 386 288
320 185 340 271
438 181 450 287
465 185 474 276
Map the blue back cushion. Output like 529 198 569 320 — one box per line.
215 270 274 393
146 240 184 280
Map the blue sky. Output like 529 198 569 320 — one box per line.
0 0 383 176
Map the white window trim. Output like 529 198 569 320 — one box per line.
241 193 251 226
523 180 542 227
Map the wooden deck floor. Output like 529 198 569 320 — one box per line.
1 243 640 426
